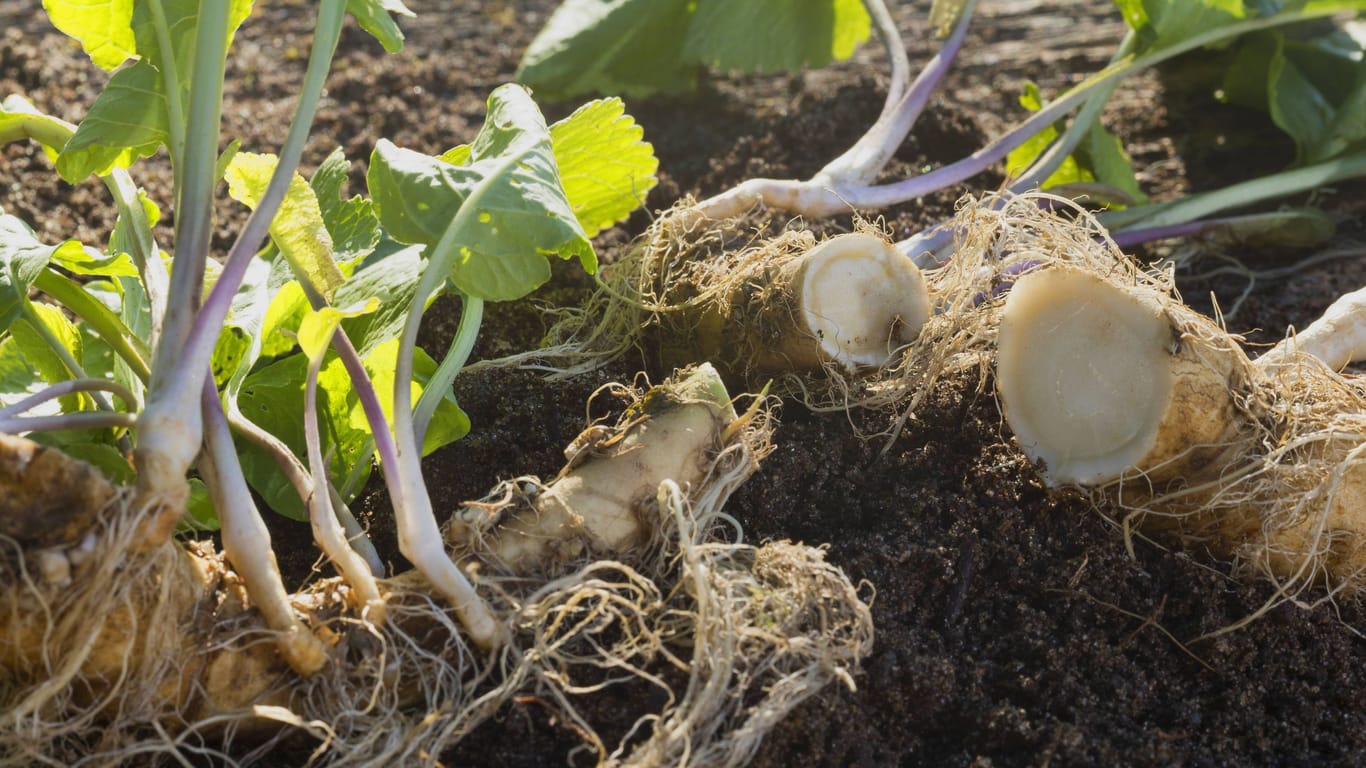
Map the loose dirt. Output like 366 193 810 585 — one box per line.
2 0 1364 765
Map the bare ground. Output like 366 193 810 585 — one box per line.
2 0 1365 765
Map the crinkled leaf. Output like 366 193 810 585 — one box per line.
547 98 657 237
446 98 658 236
41 0 136 70
684 0 870 74
368 85 594 301
517 0 697 99
311 148 381 263
226 151 345 301
297 300 379 361
0 213 60 328
346 0 414 53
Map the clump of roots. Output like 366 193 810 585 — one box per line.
0 376 872 766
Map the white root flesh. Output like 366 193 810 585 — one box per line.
658 231 930 378
794 233 931 369
996 265 1243 486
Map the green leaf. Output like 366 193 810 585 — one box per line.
332 244 425 357
517 0 697 99
0 213 60 329
346 0 414 53
1111 0 1246 53
297 300 379 361
59 442 136 485
10 304 83 412
50 240 139 277
1221 28 1366 164
261 279 311 358
56 60 169 182
367 85 594 301
1203 208 1336 247
54 0 253 182
1005 83 1089 187
184 478 220 530
226 151 346 301
684 0 871 74
237 339 466 519
1004 82 1146 204
547 98 657 237
311 148 382 263
1076 121 1147 204
41 0 137 70
0 337 53 414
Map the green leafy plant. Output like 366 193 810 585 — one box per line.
1 0 658 666
517 0 874 98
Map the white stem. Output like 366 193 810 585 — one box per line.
394 458 504 648
862 0 911 116
1261 286 1366 372
304 349 386 622
201 386 327 676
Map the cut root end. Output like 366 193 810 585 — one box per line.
997 265 1242 486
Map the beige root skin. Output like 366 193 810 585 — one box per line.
1261 285 1366 371
447 363 744 574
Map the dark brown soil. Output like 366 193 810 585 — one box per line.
3 1 1365 766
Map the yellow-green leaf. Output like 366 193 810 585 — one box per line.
548 98 657 237
225 152 345 302
42 0 137 71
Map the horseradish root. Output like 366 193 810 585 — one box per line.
1 365 871 766
997 260 1366 591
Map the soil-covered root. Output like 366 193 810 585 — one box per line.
995 255 1366 595
0 366 872 766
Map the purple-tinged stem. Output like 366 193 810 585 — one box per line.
0 412 138 433
0 379 137 419
1110 220 1211 249
823 0 977 186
